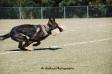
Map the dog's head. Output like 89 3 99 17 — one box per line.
47 18 63 32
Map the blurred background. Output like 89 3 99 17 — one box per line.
0 0 112 19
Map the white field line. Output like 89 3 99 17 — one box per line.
0 37 112 55
55 37 112 47
63 29 109 33
0 51 20 55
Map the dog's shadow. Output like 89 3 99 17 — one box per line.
7 47 62 51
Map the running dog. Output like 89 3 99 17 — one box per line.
0 18 63 51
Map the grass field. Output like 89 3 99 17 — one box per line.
0 18 112 74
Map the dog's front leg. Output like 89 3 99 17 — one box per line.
33 41 41 46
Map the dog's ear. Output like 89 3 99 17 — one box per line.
49 17 52 21
49 17 55 21
52 18 55 21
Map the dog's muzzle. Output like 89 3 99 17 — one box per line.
57 26 63 32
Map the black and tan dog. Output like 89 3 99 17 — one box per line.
0 18 63 51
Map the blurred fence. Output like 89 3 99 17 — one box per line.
0 6 112 19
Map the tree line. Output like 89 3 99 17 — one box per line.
0 0 112 7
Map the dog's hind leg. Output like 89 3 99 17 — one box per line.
22 41 33 51
18 42 24 50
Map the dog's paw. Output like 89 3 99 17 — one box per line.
25 47 33 51
33 44 38 46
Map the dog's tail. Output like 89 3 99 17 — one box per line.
0 33 10 40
